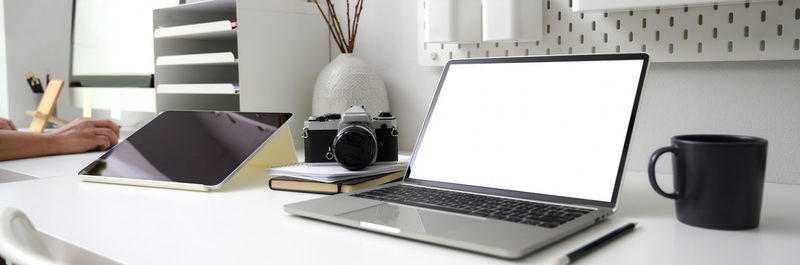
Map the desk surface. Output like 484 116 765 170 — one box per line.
0 152 103 181
0 129 134 182
0 155 798 265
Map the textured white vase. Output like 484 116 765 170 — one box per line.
312 54 390 117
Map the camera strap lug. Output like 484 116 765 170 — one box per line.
326 146 335 160
301 128 309 138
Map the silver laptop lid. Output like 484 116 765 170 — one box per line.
405 54 649 209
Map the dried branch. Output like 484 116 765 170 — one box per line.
346 0 351 41
311 0 365 54
327 0 348 52
349 0 364 53
312 0 345 53
327 1 345 52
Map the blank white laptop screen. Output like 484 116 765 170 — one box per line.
409 59 644 202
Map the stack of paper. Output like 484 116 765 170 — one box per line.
266 162 409 183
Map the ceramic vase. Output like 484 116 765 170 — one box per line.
312 54 390 117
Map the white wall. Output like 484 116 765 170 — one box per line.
0 2 7 118
351 0 441 153
629 61 800 184
2 0 76 126
350 1 800 184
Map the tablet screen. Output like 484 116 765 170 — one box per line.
79 111 292 186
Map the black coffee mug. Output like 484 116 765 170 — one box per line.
648 134 767 230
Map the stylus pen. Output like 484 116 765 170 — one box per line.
552 222 637 265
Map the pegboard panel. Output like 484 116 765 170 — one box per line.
418 0 800 66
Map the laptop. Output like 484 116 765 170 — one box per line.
284 53 649 259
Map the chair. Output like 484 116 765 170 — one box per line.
0 208 123 265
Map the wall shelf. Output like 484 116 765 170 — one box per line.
151 0 329 142
418 0 800 66
153 0 239 112
156 29 237 40
572 0 777 12
156 52 237 66
156 61 238 66
154 20 237 40
156 83 239 94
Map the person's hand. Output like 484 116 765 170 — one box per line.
0 118 17 131
48 118 120 154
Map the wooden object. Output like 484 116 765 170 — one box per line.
24 110 68 126
27 80 65 132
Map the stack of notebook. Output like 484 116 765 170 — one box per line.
266 162 408 194
269 170 406 195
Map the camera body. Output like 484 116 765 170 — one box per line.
302 106 398 170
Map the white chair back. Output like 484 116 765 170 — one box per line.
0 208 57 265
0 208 124 265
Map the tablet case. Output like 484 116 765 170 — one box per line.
79 125 297 191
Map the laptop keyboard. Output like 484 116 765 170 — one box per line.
352 185 593 228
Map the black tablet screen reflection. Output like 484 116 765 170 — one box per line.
80 111 291 186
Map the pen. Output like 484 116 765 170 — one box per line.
553 222 638 265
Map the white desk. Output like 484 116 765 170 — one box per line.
0 129 134 182
0 154 798 265
0 152 104 181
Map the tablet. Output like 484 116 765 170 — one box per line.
79 111 293 191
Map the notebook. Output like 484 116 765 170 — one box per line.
269 171 406 194
266 161 408 182
284 54 649 259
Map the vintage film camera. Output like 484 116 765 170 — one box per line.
302 106 398 170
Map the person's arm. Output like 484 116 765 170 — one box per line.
0 130 59 160
0 118 120 161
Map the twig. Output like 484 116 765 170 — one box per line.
327 0 348 53
352 0 362 40
326 1 343 50
346 0 351 42
349 0 364 52
348 0 359 52
326 1 346 52
312 0 345 53
311 0 364 53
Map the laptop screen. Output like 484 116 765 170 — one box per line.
408 54 647 205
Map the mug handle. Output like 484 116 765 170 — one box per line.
648 146 679 200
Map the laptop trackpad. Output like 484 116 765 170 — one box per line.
338 203 481 235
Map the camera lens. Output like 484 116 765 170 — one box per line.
333 125 377 171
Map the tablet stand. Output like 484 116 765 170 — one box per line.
26 80 67 132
